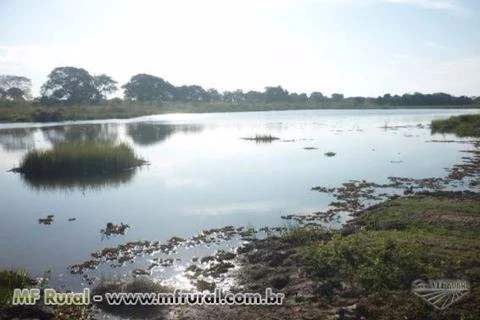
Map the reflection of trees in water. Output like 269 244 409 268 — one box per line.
41 123 119 145
0 128 36 152
127 122 203 146
21 169 137 191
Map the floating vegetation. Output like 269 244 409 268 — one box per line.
282 175 452 224
12 142 146 179
284 143 480 226
100 222 129 237
38 214 54 225
324 152 336 157
241 134 279 143
68 218 76 222
69 226 245 275
303 147 318 150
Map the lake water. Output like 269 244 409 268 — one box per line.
0 108 478 289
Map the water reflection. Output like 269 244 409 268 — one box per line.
127 122 203 146
41 124 119 145
21 169 137 191
0 127 36 151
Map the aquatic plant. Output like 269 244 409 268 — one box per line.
0 270 35 306
100 222 129 237
431 114 480 137
15 142 145 179
38 214 54 225
241 134 279 143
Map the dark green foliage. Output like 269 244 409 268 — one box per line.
41 67 99 104
0 270 35 306
18 142 145 178
122 74 176 102
295 195 480 319
93 74 118 100
431 114 480 137
40 67 117 104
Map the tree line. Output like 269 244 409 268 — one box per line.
1 66 479 106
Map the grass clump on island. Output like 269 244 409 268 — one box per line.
241 134 279 143
431 114 480 137
279 193 480 320
0 270 36 306
15 142 146 178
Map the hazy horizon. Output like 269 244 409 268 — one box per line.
1 0 479 97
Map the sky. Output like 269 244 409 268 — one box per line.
0 0 479 97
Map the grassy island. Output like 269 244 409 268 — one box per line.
14 142 145 178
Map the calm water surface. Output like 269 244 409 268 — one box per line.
0 108 478 288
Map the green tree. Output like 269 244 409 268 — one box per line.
244 90 264 103
6 87 26 100
40 67 98 104
264 86 289 102
309 92 325 103
176 85 209 102
207 88 222 102
331 93 344 102
0 75 32 99
122 74 176 101
93 74 118 100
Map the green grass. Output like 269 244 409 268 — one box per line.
0 270 35 306
282 195 480 319
431 114 480 137
16 142 145 178
281 225 330 245
1 100 478 123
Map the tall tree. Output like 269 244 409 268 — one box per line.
93 74 118 100
6 87 26 100
122 74 176 101
0 75 32 99
309 92 325 103
176 85 209 102
264 86 289 102
41 67 98 104
245 90 264 103
207 88 222 102
331 93 344 102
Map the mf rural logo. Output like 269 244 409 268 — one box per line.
411 279 470 310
